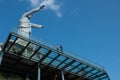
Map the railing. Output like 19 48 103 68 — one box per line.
11 27 105 70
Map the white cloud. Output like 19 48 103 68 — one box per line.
28 0 40 7
28 0 62 17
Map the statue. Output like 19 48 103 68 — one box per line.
18 5 45 38
57 44 63 53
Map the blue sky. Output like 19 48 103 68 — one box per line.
0 0 120 80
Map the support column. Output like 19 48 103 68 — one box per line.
25 75 30 80
61 71 65 80
0 52 3 65
38 63 41 80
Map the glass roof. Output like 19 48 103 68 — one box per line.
2 32 110 80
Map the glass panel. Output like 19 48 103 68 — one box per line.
9 38 28 54
17 38 28 46
57 55 66 61
77 64 87 75
40 48 49 55
86 73 92 77
5 36 17 51
86 70 99 77
11 36 16 40
71 61 80 66
48 52 57 58
96 71 104 75
58 63 66 69
71 64 85 73
72 68 80 73
5 40 13 51
43 57 53 63
31 53 42 62
99 74 107 79
103 78 109 80
58 59 72 68
66 61 80 71
91 71 103 79
51 60 61 66
35 50 43 58
86 67 92 72
22 49 32 58
92 70 99 74
78 64 86 69
78 70 86 75
65 59 72 64
65 65 73 71
22 43 39 58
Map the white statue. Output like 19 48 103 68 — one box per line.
18 5 45 38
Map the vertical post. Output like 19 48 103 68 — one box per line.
61 71 65 80
38 63 40 80
25 75 30 80
57 45 65 80
0 52 3 65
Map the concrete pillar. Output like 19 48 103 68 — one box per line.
61 71 65 80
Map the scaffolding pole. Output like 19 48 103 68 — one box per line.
61 71 65 80
38 63 41 80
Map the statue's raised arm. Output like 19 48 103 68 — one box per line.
22 5 45 19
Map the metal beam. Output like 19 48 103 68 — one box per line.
48 54 60 66
29 46 41 59
75 68 95 80
39 50 51 63
61 60 76 70
2 33 12 51
56 58 68 68
80 68 94 77
44 54 61 70
75 66 89 74
87 71 100 78
68 63 82 72
91 73 106 80
98 75 107 80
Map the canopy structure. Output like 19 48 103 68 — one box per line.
0 32 110 80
